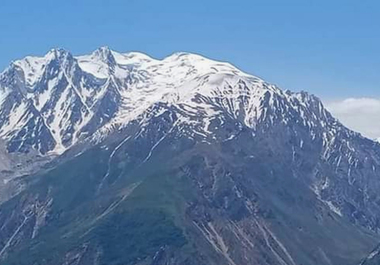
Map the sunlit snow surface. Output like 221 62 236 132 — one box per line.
0 47 365 156
0 47 259 154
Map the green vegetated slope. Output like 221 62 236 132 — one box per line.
0 125 379 265
0 144 194 265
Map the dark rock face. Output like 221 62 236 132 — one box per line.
0 49 380 265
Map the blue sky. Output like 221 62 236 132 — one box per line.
1 0 379 99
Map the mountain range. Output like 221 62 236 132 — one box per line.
0 47 380 265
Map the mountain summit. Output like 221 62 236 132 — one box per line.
0 48 256 155
0 48 380 265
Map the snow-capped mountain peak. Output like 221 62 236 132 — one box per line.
92 46 114 61
8 48 74 88
3 49 380 265
0 47 364 157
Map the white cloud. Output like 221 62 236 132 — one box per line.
325 98 380 141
